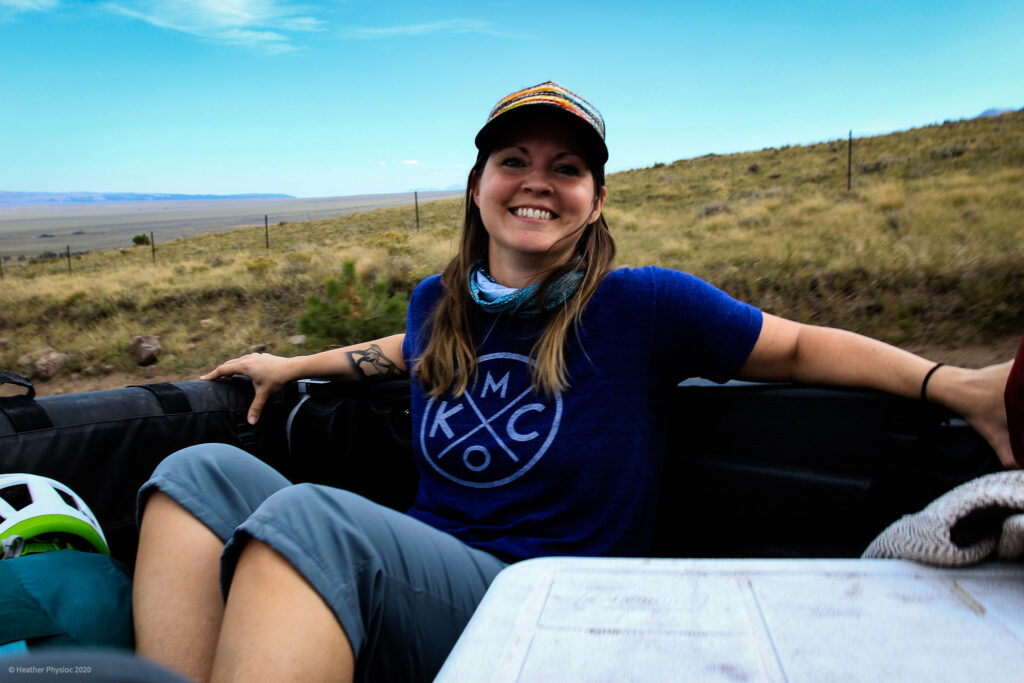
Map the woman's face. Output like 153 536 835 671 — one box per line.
471 116 606 286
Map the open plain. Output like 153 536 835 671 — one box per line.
0 191 462 258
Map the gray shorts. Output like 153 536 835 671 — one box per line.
137 443 506 682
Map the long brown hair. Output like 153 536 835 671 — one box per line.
415 137 616 398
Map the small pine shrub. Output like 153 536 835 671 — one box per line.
298 260 408 347
133 234 151 246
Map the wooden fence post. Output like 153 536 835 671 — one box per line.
66 245 71 273
414 191 420 230
265 214 270 251
151 231 156 264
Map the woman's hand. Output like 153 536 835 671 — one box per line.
198 335 407 425
201 353 296 425
932 361 1017 469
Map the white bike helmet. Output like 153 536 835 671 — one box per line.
0 473 109 558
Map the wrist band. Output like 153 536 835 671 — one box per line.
921 362 945 401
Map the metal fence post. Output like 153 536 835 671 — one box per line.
847 130 853 191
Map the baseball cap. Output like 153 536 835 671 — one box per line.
475 81 608 163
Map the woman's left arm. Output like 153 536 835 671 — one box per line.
738 313 1015 468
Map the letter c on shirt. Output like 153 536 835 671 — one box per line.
507 403 544 442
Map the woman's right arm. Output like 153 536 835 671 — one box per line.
200 333 407 424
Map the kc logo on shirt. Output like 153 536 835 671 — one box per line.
419 353 563 488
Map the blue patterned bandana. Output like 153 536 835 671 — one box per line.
468 264 581 317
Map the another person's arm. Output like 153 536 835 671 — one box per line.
738 313 1014 468
201 333 407 424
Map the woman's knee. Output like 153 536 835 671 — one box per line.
138 443 292 542
250 485 377 553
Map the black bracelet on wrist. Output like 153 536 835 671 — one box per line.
921 362 946 401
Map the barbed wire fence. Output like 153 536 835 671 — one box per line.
1 191 449 275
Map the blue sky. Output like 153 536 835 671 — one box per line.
1 0 1021 198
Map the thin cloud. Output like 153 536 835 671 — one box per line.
280 16 323 32
343 18 525 40
0 0 57 13
401 160 419 166
101 0 323 53
220 28 294 53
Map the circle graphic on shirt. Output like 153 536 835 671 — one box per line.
419 352 563 488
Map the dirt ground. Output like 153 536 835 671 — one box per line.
20 333 1024 397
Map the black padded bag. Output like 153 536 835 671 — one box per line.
0 373 417 567
1 370 1002 565
0 374 278 566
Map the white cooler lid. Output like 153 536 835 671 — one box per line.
437 557 1024 682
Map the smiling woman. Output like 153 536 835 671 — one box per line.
418 84 616 398
130 81 1017 683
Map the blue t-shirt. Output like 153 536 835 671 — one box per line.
401 266 762 561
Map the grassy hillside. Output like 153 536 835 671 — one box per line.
607 111 1024 342
2 110 1022 387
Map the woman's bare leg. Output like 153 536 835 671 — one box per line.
133 491 226 681
209 539 355 683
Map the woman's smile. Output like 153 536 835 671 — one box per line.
511 206 557 221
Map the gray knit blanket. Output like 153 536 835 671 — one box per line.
863 471 1024 566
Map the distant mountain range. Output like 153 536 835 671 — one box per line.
0 191 294 206
979 107 1015 117
406 183 466 193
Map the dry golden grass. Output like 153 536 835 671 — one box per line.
3 111 1022 387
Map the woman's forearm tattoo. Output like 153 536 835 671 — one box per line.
346 344 403 380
